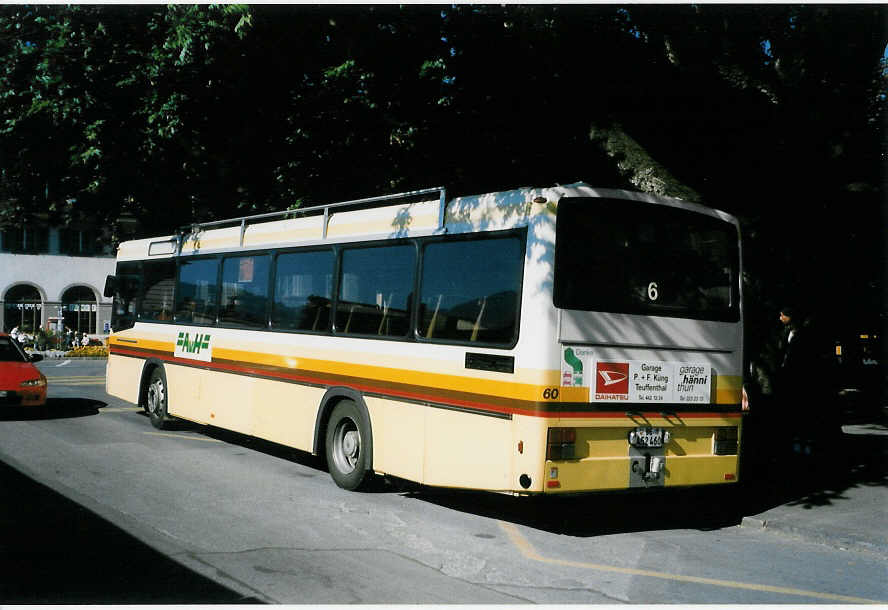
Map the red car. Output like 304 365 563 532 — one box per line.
0 333 47 407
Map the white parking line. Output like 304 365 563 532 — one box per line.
55 360 71 367
144 431 223 443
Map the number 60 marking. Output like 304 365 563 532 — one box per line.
542 387 560 400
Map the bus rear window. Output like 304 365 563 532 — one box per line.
554 197 739 322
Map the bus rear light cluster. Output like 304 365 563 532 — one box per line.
547 427 576 460
714 427 739 455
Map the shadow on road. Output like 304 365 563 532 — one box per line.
404 421 888 538
155 408 887 538
0 458 262 604
0 397 105 421
740 425 887 513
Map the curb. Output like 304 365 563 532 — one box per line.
740 516 888 559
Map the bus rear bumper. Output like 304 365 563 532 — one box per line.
542 454 740 493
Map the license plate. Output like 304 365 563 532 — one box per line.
0 391 6 397
630 427 664 448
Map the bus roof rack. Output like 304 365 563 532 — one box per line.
177 186 447 248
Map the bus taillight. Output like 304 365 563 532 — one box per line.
547 427 576 460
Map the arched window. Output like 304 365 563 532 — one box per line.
62 286 97 334
3 284 42 334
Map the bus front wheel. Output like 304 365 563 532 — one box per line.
145 368 171 430
325 400 371 490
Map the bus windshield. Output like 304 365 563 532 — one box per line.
554 197 740 322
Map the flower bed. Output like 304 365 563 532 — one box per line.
64 346 109 358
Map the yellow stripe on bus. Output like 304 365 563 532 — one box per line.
110 336 743 407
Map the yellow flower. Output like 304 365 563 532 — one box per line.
64 346 109 358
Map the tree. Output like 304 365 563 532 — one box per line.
0 5 883 354
0 4 252 242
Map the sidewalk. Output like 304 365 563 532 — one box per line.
28 348 69 359
739 416 888 558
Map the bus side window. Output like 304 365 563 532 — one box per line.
419 236 522 346
335 244 416 338
220 255 270 329
175 258 219 325
271 250 335 332
140 260 176 322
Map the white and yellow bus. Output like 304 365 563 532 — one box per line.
104 183 743 494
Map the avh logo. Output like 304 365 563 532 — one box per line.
595 362 629 395
177 332 211 353
175 331 212 361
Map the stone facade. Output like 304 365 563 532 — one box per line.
0 228 116 338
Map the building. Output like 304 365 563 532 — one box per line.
0 225 116 338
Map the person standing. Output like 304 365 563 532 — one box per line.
776 306 836 459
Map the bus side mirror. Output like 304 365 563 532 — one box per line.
103 275 117 298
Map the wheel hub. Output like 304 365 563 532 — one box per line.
342 430 358 458
147 380 164 415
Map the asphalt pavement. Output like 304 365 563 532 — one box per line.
0 383 885 603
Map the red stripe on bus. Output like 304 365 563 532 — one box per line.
109 345 741 420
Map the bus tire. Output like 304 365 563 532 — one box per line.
144 367 171 430
325 400 372 491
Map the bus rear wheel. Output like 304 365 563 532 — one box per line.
144 368 170 430
325 400 371 490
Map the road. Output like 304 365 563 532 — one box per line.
0 358 884 604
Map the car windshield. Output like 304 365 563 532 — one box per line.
0 337 28 363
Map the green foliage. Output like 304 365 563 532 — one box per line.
0 4 252 240
0 5 883 339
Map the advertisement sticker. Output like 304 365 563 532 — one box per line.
673 363 711 404
584 358 712 404
628 361 673 403
594 361 630 401
561 346 594 387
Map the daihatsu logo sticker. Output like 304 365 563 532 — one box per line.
595 362 630 399
598 369 628 386
174 330 213 362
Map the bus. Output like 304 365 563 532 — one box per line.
104 183 743 494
